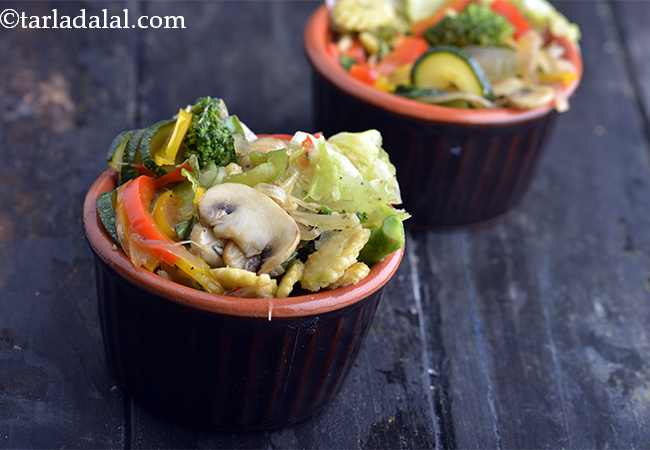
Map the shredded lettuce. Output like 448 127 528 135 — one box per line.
292 131 407 228
327 130 402 205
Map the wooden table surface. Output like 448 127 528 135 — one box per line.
2 1 650 448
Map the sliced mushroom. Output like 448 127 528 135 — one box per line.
493 78 556 110
190 223 225 268
223 241 261 272
492 77 527 97
506 85 556 110
198 183 300 274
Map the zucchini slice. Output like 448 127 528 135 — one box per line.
411 46 493 98
359 215 405 265
140 119 175 176
107 130 133 171
394 85 495 108
96 191 119 243
120 129 145 184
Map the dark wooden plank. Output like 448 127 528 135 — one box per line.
610 0 650 145
138 0 315 134
411 1 650 448
252 258 437 450
0 1 136 448
412 235 502 450
130 3 440 448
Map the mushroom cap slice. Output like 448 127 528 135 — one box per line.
189 223 224 268
198 183 300 274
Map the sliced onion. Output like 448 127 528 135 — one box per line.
516 30 544 81
298 223 321 241
463 46 518 83
413 91 495 108
256 183 290 208
292 197 322 212
290 210 360 231
248 137 288 153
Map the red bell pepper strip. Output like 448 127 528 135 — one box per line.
327 42 340 59
301 132 323 151
491 0 530 38
117 175 223 293
377 36 429 76
411 0 472 36
131 163 155 177
266 134 293 141
344 40 366 64
154 162 191 188
349 63 378 85
119 176 179 265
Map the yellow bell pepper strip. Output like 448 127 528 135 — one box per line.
152 191 179 239
153 108 193 166
117 175 222 293
387 64 413 87
539 71 577 86
374 76 395 93
180 168 205 205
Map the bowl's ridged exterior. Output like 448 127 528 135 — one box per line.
94 257 383 430
313 72 558 227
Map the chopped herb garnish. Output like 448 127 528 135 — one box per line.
339 55 356 71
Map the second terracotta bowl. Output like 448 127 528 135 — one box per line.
305 6 582 227
83 170 404 430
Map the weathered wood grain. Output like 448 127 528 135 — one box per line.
411 1 650 448
610 0 650 145
4 0 650 448
138 0 315 134
0 1 136 448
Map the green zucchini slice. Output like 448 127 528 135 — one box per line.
140 119 175 176
107 130 133 172
120 128 145 184
96 191 119 243
359 215 405 265
411 46 493 98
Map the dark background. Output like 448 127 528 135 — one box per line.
3 0 650 449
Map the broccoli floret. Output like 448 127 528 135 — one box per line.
183 97 236 168
424 4 513 48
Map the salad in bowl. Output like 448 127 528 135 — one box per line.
97 96 408 298
327 0 580 111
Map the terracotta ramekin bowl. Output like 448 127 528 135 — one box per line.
83 169 403 430
305 5 582 228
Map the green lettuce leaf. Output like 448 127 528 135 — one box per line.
327 130 402 205
296 131 407 228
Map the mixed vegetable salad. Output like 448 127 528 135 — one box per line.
98 97 408 298
328 0 580 110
